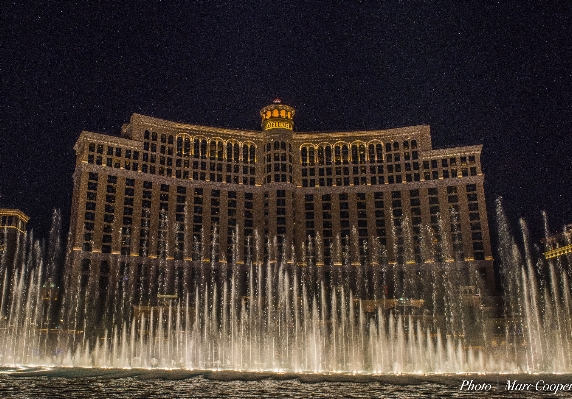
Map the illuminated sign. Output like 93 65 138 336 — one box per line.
264 120 292 130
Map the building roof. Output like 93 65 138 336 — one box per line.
0 208 30 223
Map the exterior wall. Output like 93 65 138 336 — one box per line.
68 110 495 306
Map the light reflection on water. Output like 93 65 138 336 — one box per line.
0 368 571 398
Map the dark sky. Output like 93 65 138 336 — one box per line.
1 1 571 244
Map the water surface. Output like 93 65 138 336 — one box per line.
1 368 571 398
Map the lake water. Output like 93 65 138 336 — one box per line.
1 368 571 398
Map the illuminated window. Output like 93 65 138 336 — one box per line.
308 147 315 166
342 145 349 163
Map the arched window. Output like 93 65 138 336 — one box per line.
233 143 240 162
176 136 183 156
301 147 308 166
359 144 366 164
243 144 249 163
308 147 315 166
334 145 342 163
342 145 349 163
217 142 223 160
200 139 207 159
317 146 324 165
325 145 332 165
209 141 216 160
351 144 358 164
226 143 233 160
194 138 200 158
368 144 375 161
249 145 256 163
376 143 383 162
184 138 190 156
274 141 280 151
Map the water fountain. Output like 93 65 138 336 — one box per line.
0 202 571 375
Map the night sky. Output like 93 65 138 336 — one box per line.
1 2 571 245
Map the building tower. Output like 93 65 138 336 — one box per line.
260 99 296 263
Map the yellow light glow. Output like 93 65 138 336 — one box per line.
264 120 292 130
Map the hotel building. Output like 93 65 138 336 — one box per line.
544 223 572 262
68 100 494 307
0 208 29 311
0 208 28 268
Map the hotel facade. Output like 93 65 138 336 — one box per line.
0 208 29 312
544 223 572 262
68 101 494 307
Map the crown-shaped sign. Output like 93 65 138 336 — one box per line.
260 100 295 131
